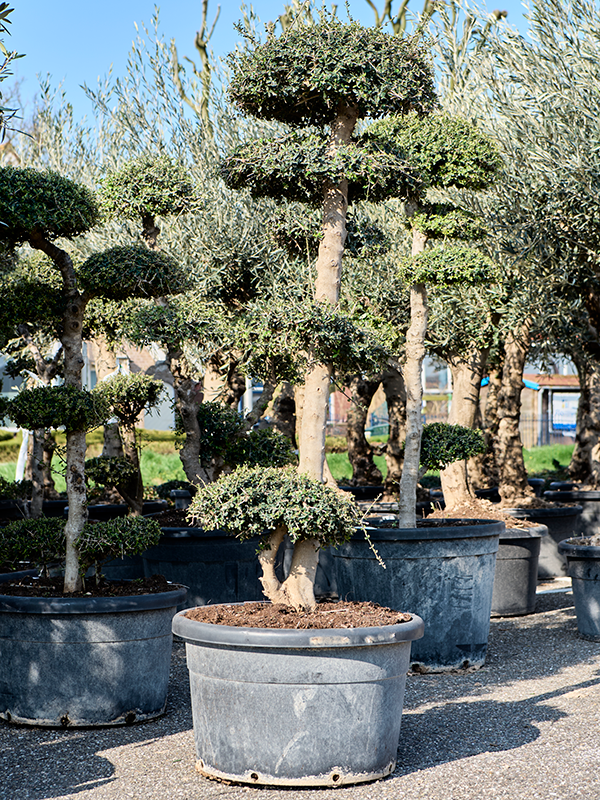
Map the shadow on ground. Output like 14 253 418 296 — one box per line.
0 642 192 800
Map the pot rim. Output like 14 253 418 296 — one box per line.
172 605 424 649
558 538 600 558
503 505 583 518
0 584 187 614
357 518 505 542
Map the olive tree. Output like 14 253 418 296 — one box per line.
364 112 500 524
222 14 436 490
0 166 187 591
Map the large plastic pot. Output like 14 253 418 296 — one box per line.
333 519 503 672
544 491 600 538
64 500 168 521
172 607 424 787
142 528 267 608
0 577 186 727
339 485 385 501
491 525 546 616
559 538 600 640
504 505 582 579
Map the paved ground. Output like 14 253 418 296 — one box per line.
2 582 600 800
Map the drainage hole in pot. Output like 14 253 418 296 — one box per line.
125 711 136 725
462 660 470 669
60 714 70 727
250 773 259 782
331 774 341 783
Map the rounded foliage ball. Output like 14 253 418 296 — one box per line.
0 166 99 245
228 19 436 126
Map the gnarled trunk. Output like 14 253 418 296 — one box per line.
257 526 320 611
346 374 383 485
116 426 144 516
469 364 502 489
495 322 536 505
440 347 488 508
169 347 209 486
266 382 296 446
381 365 407 501
29 428 45 518
569 358 600 486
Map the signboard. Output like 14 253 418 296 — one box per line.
552 392 579 432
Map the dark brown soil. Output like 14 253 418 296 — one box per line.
185 600 412 629
0 574 180 598
152 509 192 527
428 500 536 529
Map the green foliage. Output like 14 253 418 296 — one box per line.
233 427 297 469
8 384 109 432
85 455 138 488
195 401 244 467
78 245 188 300
227 18 436 126
0 166 100 245
397 243 497 286
221 131 421 206
76 516 162 575
0 253 65 339
240 300 391 385
363 112 500 191
0 515 162 575
0 517 64 571
409 204 487 240
93 372 164 428
418 422 485 472
0 475 31 499
100 153 200 220
188 464 361 547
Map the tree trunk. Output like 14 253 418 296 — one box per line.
266 382 297 446
168 347 208 486
569 358 600 486
397 221 429 527
398 282 427 527
203 350 227 403
93 336 125 458
381 366 407 501
29 428 45 518
29 231 88 593
495 322 536 505
257 526 320 611
116 426 144 516
469 363 502 489
298 103 358 482
346 375 383 485
42 431 58 499
440 348 488 508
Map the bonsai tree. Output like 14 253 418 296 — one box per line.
86 372 165 515
188 465 362 610
0 165 188 592
222 14 436 482
363 112 500 525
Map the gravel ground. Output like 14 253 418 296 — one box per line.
2 584 599 800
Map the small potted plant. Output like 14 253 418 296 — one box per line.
172 464 424 787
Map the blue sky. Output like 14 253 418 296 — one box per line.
7 1 528 121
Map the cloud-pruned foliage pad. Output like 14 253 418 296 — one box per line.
0 166 100 245
227 19 437 126
397 243 497 285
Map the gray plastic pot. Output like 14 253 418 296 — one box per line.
558 538 600 641
333 519 503 672
544 491 600 538
504 506 582 579
172 607 424 787
142 528 267 608
0 578 186 727
491 525 546 617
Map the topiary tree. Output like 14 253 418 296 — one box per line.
90 372 165 515
188 465 362 610
0 165 188 592
223 14 436 491
363 111 500 525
